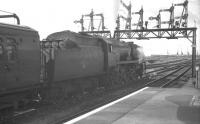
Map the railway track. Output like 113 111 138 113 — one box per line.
147 58 200 70
146 59 190 69
7 63 193 124
146 61 190 75
145 66 191 87
48 65 192 124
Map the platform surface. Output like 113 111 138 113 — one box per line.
65 82 200 124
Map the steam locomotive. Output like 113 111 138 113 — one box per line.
0 22 145 108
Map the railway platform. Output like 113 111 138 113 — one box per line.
65 81 200 124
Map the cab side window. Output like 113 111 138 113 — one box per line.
6 38 17 62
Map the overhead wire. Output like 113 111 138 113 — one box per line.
0 10 14 14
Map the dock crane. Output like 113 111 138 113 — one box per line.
74 15 84 32
174 0 188 28
94 13 106 31
132 6 144 30
149 13 161 28
159 4 175 28
74 9 106 31
120 0 132 30
84 9 95 31
115 15 121 40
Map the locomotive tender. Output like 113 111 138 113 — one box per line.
0 22 145 108
41 31 145 88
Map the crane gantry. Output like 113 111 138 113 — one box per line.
74 0 196 78
119 0 132 30
74 9 106 32
132 6 144 30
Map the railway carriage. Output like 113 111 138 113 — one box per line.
0 23 40 96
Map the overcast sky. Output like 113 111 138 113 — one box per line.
0 0 199 56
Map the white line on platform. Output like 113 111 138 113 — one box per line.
63 87 149 124
14 108 36 116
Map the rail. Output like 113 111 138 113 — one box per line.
145 65 191 87
161 67 191 87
